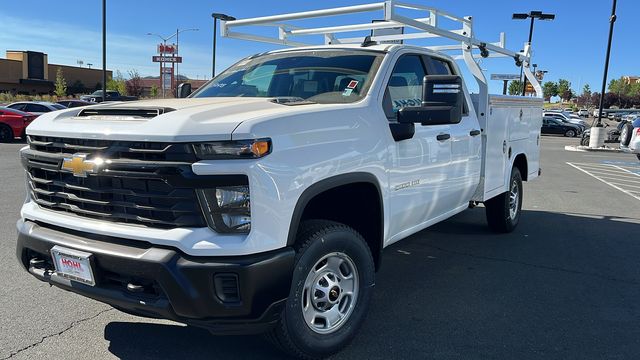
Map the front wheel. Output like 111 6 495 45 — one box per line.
636 154 640 162
485 168 523 233
266 220 375 360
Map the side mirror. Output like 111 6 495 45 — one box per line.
177 83 192 98
397 75 463 126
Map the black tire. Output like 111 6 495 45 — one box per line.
0 124 13 143
485 168 523 233
265 220 375 360
636 154 640 162
580 135 589 146
564 129 576 138
620 123 633 146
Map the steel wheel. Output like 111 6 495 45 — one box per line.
509 179 520 220
301 252 359 334
565 129 575 137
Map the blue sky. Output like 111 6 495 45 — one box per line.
0 0 637 94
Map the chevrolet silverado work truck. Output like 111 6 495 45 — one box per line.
17 3 543 359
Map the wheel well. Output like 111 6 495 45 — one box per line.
292 181 383 270
513 153 528 181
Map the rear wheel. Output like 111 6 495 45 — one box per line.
0 124 13 143
564 129 576 137
265 220 375 360
485 168 523 233
636 154 640 162
620 123 633 146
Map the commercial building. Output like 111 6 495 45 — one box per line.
0 51 112 95
622 76 640 85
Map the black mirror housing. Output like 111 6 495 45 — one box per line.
177 83 192 98
396 75 463 126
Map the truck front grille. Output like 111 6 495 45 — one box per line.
23 136 207 229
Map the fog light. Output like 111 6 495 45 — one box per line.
216 186 249 208
197 185 251 233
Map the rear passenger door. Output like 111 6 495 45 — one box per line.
423 55 482 209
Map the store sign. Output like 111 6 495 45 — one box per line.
490 74 521 81
162 67 173 74
152 56 182 63
158 44 178 54
162 73 172 90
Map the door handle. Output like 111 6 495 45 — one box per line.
436 133 451 141
469 129 481 136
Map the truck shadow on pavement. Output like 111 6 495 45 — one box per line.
104 209 640 360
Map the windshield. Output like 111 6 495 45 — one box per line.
192 50 384 104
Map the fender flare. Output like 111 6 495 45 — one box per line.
286 172 384 253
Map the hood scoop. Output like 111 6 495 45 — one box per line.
76 107 175 120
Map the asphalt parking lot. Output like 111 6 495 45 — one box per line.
1 136 639 360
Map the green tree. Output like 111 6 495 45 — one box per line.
150 84 159 98
542 81 558 101
557 79 572 101
582 84 591 97
508 80 523 96
107 70 127 95
54 68 67 97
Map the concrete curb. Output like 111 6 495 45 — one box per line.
564 145 623 153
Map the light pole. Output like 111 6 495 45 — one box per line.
596 0 617 128
513 11 555 96
211 13 236 78
102 0 107 102
174 28 199 89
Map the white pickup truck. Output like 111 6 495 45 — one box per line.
16 3 543 359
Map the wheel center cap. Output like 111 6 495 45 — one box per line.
329 286 340 302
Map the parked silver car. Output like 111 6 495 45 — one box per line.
6 101 66 116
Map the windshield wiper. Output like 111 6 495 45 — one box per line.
271 97 317 106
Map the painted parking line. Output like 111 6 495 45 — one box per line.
567 162 640 201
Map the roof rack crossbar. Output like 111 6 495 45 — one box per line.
221 1 542 98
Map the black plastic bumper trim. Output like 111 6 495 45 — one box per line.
16 220 295 334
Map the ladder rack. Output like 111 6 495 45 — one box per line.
221 1 542 99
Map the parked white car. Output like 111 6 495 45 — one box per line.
578 109 589 117
620 117 640 161
15 3 544 359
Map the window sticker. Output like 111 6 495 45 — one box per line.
347 80 359 89
342 88 354 96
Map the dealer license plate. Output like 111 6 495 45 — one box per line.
50 246 95 286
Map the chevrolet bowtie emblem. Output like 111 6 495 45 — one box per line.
61 154 100 177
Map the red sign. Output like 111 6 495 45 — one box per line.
157 43 178 54
152 56 182 63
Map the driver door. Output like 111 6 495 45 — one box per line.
384 54 453 241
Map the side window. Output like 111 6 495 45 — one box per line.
430 58 452 75
383 55 426 119
25 104 49 113
9 103 26 111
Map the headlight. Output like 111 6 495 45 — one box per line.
197 185 251 233
193 139 271 160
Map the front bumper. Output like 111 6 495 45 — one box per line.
16 219 295 334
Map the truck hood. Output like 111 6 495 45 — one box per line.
26 97 303 142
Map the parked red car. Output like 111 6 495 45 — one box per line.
0 107 37 142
